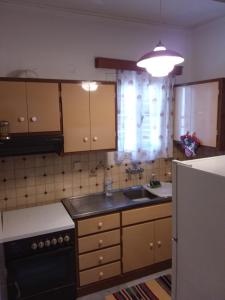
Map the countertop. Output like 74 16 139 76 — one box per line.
62 188 172 220
2 203 74 243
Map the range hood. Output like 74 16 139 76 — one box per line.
0 134 63 157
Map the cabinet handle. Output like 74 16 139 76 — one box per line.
149 242 154 249
30 116 37 122
83 137 88 143
93 136 98 142
157 241 162 247
98 239 103 247
99 271 104 278
98 221 103 229
18 117 25 122
99 256 104 263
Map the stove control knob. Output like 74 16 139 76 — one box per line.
64 235 70 242
45 240 51 247
31 243 38 250
38 241 44 249
58 236 64 244
51 238 57 246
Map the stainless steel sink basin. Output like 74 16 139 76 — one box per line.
123 185 158 201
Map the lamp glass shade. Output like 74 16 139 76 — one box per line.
137 42 184 77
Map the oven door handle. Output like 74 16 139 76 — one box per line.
14 280 21 299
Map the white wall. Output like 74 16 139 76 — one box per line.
0 2 191 82
191 16 225 81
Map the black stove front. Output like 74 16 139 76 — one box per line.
4 229 76 300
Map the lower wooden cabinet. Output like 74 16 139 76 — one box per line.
75 202 172 294
122 217 172 273
78 229 120 254
154 218 172 263
79 261 121 286
122 222 154 273
79 245 121 271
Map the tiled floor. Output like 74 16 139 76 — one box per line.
77 269 171 300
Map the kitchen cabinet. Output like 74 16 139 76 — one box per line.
73 202 172 295
122 204 172 273
61 82 116 152
77 212 121 287
0 81 61 134
174 79 225 149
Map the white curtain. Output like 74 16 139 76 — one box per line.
115 70 174 162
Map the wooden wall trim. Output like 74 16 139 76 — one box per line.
95 57 183 76
0 77 116 84
174 78 225 87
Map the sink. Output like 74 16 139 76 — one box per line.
123 185 158 201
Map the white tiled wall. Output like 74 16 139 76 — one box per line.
0 152 172 211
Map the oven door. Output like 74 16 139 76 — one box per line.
7 246 75 300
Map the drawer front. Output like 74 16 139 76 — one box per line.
79 261 121 286
79 245 121 270
78 229 120 254
78 213 120 236
122 203 172 226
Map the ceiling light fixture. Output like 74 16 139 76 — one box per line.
136 0 184 77
81 81 98 92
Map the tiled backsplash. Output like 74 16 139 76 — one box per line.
0 152 172 211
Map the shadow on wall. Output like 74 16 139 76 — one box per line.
6 69 38 78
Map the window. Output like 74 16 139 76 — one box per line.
116 70 174 162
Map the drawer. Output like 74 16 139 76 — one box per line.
122 203 172 226
79 245 121 270
78 213 120 236
78 229 120 254
79 261 121 286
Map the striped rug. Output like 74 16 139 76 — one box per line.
105 275 171 300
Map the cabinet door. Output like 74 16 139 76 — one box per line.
154 217 172 263
61 83 90 152
26 82 60 133
90 84 116 150
122 222 154 273
190 82 218 147
0 81 28 133
174 86 191 141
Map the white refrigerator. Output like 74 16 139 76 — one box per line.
172 156 225 300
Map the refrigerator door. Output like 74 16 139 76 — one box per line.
172 161 225 300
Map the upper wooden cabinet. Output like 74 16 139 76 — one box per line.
61 82 116 153
0 81 61 134
26 82 61 133
174 79 225 149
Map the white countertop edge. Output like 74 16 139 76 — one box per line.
2 223 75 243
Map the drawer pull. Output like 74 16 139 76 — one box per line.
149 242 154 249
98 239 103 247
98 222 103 229
99 256 104 263
157 241 162 247
93 136 98 142
30 116 37 122
99 271 104 278
83 137 88 143
18 117 25 122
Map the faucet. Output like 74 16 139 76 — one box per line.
126 163 144 179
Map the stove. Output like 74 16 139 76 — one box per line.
2 203 76 300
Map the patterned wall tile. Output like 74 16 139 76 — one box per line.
0 151 174 211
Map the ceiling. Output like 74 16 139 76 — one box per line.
1 0 225 28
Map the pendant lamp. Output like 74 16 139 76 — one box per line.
136 1 184 77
